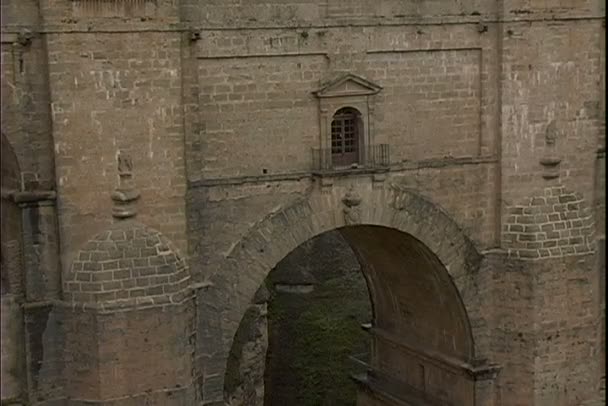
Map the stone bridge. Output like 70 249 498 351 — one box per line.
0 0 605 405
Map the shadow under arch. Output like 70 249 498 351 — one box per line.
200 185 488 404
339 224 474 358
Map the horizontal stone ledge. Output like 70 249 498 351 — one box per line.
197 51 328 60
22 300 56 309
24 291 197 313
22 22 187 35
190 172 312 188
182 14 605 32
190 156 497 188
1 14 603 38
312 166 389 178
368 46 481 54
3 190 57 204
507 247 596 261
394 155 498 170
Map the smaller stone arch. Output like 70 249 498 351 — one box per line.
63 220 190 311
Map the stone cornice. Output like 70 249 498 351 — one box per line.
1 189 56 205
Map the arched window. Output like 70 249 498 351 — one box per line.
331 107 361 167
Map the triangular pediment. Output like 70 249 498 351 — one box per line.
314 74 382 98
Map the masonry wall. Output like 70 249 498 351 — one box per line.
64 303 195 405
533 255 598 405
39 0 189 270
194 23 499 178
1 0 55 191
498 3 604 207
187 161 497 287
496 3 604 403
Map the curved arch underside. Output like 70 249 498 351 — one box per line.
208 186 485 405
226 224 477 405
340 225 473 362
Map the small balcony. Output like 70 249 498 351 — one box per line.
311 144 390 173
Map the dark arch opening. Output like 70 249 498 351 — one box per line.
224 224 475 406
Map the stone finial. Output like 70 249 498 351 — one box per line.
111 152 140 219
342 186 362 225
540 120 562 180
544 120 559 146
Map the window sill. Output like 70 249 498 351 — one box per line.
311 165 390 178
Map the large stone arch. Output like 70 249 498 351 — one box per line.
199 182 492 404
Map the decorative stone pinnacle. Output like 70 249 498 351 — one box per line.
545 120 558 146
111 152 140 220
539 120 562 180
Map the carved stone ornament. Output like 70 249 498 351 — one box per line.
544 120 558 146
540 120 562 180
111 152 140 219
342 186 362 225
